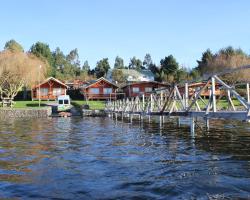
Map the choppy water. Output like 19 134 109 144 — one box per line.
0 117 249 199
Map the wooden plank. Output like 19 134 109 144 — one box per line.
160 87 174 113
214 75 248 109
185 82 189 109
247 83 250 104
186 80 211 112
227 90 235 111
211 76 217 112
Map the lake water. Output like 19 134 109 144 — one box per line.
0 117 249 199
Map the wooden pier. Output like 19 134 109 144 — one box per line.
105 68 250 134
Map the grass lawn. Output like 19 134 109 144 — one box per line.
2 100 105 110
12 101 55 108
1 98 243 111
71 100 105 110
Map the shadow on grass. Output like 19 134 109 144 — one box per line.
25 103 48 107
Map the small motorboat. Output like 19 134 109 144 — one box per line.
57 95 73 112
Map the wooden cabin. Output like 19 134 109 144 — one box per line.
32 77 68 100
81 77 119 100
121 81 169 98
178 82 222 98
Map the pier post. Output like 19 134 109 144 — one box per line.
190 117 195 137
150 94 153 113
211 76 217 112
205 117 210 131
185 82 189 110
142 94 145 111
247 83 250 103
177 117 181 128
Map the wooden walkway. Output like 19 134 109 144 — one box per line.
106 72 250 124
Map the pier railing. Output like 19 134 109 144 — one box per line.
106 72 250 122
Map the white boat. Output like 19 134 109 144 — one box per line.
57 95 73 112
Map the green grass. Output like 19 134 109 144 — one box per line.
71 100 105 110
4 100 105 110
1 98 243 111
12 101 55 108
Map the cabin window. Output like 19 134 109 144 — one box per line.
104 88 112 94
64 99 69 104
89 88 100 94
132 87 140 93
39 88 48 96
59 100 63 104
53 88 62 96
145 87 152 92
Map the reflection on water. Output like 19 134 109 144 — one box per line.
0 117 249 199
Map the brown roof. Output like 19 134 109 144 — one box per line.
83 77 119 89
33 77 68 89
120 81 170 89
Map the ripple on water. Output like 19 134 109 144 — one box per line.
0 117 249 199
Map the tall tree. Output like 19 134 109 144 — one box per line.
196 49 213 74
95 58 110 78
30 42 53 75
160 55 179 76
52 47 65 71
66 48 80 67
114 56 124 69
4 39 24 52
143 53 153 69
112 69 125 83
82 60 90 72
198 47 250 83
129 56 143 70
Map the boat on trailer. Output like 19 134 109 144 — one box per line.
57 95 73 112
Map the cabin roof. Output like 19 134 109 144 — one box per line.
83 77 119 89
33 77 68 89
120 81 170 89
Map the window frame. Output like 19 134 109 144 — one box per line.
103 88 113 94
89 88 100 94
132 87 140 93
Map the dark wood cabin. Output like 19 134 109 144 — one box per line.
178 82 222 98
32 77 68 100
121 81 168 98
81 77 119 100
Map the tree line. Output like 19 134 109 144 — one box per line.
1 39 250 86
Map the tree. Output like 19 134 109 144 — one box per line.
129 56 143 70
66 48 80 67
160 55 179 82
114 56 124 69
143 53 153 69
0 50 47 105
82 60 90 72
4 39 24 52
197 46 250 83
52 47 66 71
196 49 213 74
30 42 53 75
112 69 125 83
95 58 110 78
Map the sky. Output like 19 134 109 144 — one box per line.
1 0 250 69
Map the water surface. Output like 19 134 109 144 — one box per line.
0 117 249 199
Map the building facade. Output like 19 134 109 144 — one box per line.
32 77 68 100
121 81 168 98
81 77 119 100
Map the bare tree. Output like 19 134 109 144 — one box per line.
0 50 47 106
